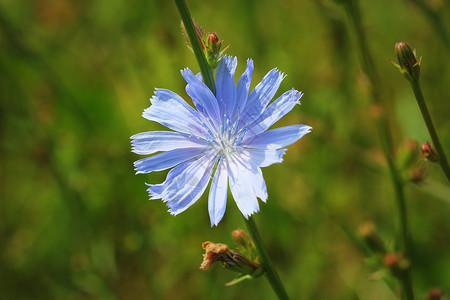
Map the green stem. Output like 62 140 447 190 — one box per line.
172 2 288 298
173 0 216 94
245 216 290 300
410 80 450 181
340 1 414 299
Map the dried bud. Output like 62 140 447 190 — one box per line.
421 141 439 162
200 242 261 275
357 222 386 254
392 42 421 82
428 288 444 300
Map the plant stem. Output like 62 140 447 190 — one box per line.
410 80 450 181
172 1 289 298
245 216 290 300
340 1 414 299
173 0 216 94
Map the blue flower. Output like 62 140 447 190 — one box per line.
131 56 312 226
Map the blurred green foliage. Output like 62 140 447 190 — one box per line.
1 0 449 299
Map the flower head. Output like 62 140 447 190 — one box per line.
131 56 312 226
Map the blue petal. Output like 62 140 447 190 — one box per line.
181 68 221 125
144 89 205 137
227 155 260 218
215 55 237 117
235 59 254 120
240 148 287 167
131 131 208 155
241 68 285 126
134 147 205 174
208 158 228 226
166 153 218 215
250 165 268 202
243 125 312 149
147 159 195 199
245 89 302 137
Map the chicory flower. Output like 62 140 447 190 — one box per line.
132 56 311 226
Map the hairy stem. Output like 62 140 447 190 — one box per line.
340 0 414 299
410 80 450 181
245 216 290 300
173 1 289 298
173 0 216 94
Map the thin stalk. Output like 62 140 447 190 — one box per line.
409 80 450 181
245 216 290 300
173 0 216 94
340 0 414 299
173 1 288 298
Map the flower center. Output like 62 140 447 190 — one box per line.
198 111 248 159
214 134 236 157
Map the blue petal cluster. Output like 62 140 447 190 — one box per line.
132 56 312 226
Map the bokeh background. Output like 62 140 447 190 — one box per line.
1 0 449 299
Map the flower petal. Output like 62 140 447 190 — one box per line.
243 125 312 149
134 147 205 174
181 68 221 125
234 59 254 120
215 55 237 117
245 89 302 137
146 159 195 199
131 131 208 155
240 148 287 167
208 158 228 226
241 68 285 125
166 153 218 215
227 155 260 218
144 89 205 137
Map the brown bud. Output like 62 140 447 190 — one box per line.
232 229 251 249
200 241 260 275
384 253 399 267
428 288 444 300
410 167 426 184
384 252 411 279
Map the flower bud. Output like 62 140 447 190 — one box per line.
232 229 252 249
383 252 410 279
207 33 219 45
398 139 419 169
410 167 426 184
357 222 386 254
204 32 229 69
200 241 261 275
421 141 439 162
180 20 229 69
393 42 421 82
428 288 444 300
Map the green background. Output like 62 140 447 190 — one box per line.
1 0 449 299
